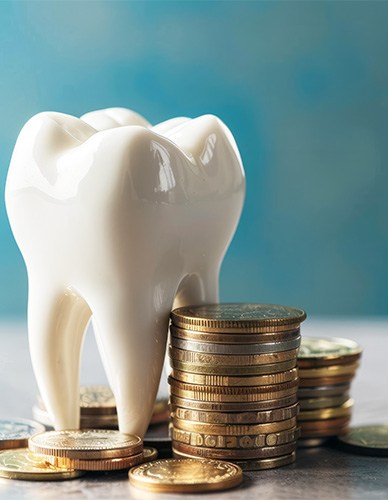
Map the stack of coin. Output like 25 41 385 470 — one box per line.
33 385 169 430
28 429 145 471
297 337 362 446
168 303 306 470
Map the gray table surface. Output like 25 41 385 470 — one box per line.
0 318 387 499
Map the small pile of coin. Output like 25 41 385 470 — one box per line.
297 337 362 446
168 303 306 470
33 385 169 430
28 429 145 471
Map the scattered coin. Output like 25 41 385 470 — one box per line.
0 448 84 481
0 419 45 449
129 458 243 493
338 425 388 456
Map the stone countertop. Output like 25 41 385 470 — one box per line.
0 318 387 499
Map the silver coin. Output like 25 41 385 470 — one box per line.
297 384 351 398
170 336 301 355
0 418 45 449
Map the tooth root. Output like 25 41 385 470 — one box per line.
89 285 176 438
28 281 91 430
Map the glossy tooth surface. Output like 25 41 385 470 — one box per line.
5 108 245 437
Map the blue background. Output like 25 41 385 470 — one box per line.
0 1 387 318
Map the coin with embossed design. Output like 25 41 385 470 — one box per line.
298 337 362 367
28 429 142 459
0 448 84 480
129 458 242 492
0 419 45 449
338 425 388 456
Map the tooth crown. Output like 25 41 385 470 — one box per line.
5 108 245 437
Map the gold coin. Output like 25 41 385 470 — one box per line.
170 368 298 387
170 402 299 424
297 437 331 447
143 447 158 462
298 337 362 366
338 425 388 456
150 399 170 425
129 458 243 493
169 394 298 412
298 374 354 387
170 385 298 403
298 363 359 378
172 441 297 460
300 426 349 438
172 416 297 436
47 450 145 471
300 416 350 431
171 426 300 448
234 451 296 471
32 405 119 429
0 419 46 450
28 430 142 459
170 324 301 344
298 399 354 421
169 376 298 394
297 383 350 398
171 304 306 332
170 358 297 375
299 394 350 411
0 448 84 481
169 346 298 366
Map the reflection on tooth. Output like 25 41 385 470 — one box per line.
5 108 245 438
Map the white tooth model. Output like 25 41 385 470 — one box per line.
5 108 245 438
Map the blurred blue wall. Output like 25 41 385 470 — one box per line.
0 1 387 318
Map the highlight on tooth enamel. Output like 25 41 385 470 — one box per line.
5 108 246 438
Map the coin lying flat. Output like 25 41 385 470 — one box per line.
338 425 388 456
298 337 362 367
171 303 306 333
298 363 359 378
234 451 296 471
298 399 353 421
170 358 297 376
29 430 142 459
0 419 45 449
143 447 158 462
170 336 301 354
0 448 84 481
47 450 145 471
299 394 350 410
129 458 243 493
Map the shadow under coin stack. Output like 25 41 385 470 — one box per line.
168 304 306 470
297 337 362 447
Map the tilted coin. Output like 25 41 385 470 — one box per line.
298 399 354 421
298 363 359 378
129 458 243 493
0 448 84 481
171 426 300 448
338 425 388 456
298 337 362 366
298 374 354 387
170 324 301 344
170 358 297 376
297 383 351 398
169 346 299 366
172 416 297 436
171 303 306 333
170 402 300 424
172 440 297 460
29 430 143 459
169 394 299 413
170 336 301 355
170 368 298 387
47 450 145 471
299 394 350 410
0 419 45 449
234 451 296 471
